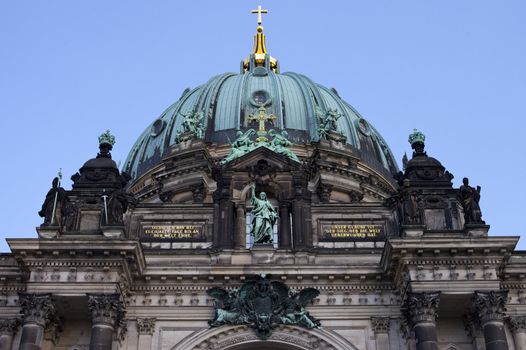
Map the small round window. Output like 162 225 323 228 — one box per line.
357 119 370 136
150 119 166 137
251 90 270 106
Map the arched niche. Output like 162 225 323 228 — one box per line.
236 182 284 249
172 325 358 350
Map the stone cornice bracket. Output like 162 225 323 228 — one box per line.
473 290 508 323
0 318 21 335
18 293 58 328
137 317 156 335
87 294 125 328
508 315 526 333
370 316 390 334
402 291 441 325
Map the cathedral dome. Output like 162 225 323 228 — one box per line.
124 22 399 181
124 69 399 180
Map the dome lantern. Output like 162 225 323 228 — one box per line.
242 6 279 73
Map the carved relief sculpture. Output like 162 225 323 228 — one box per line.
207 274 320 340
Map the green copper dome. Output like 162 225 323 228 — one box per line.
124 68 399 180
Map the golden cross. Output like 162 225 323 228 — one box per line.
248 106 276 142
251 5 268 25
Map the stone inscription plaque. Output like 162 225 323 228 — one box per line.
141 224 205 241
320 223 384 241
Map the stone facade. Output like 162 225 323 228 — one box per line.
1 16 525 350
2 127 525 350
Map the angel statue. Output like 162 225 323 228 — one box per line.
220 129 256 164
316 107 342 140
206 287 247 326
249 184 278 244
268 129 299 162
279 288 321 328
181 109 205 138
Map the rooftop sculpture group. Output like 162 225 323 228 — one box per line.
220 106 299 164
175 109 206 143
316 107 342 140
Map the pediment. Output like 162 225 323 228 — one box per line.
221 145 302 172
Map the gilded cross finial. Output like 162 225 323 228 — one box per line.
242 5 278 73
248 106 277 143
251 5 268 26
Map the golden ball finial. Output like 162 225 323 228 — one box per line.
257 25 264 33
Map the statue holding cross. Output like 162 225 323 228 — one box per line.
248 106 277 143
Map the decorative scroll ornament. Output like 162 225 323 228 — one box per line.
207 274 320 340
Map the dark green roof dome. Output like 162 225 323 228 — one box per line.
124 69 399 180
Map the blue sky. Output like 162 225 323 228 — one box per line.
1 1 525 251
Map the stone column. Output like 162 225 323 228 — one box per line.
0 318 20 350
87 294 125 350
472 291 509 350
402 292 440 350
371 316 390 350
291 174 312 248
235 205 246 248
18 293 58 350
464 313 485 350
279 203 291 249
509 316 526 350
136 318 156 350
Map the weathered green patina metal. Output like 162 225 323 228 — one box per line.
220 128 299 164
408 128 425 146
98 130 116 146
124 70 400 180
249 184 278 244
220 129 257 164
316 107 342 140
268 129 299 162
207 274 320 340
175 109 206 142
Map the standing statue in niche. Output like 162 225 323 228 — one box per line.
250 184 278 244
107 172 134 226
458 177 485 224
401 188 422 225
61 199 77 231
